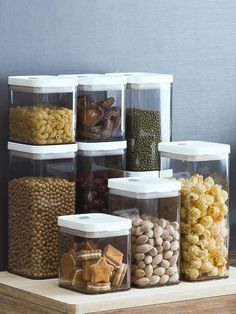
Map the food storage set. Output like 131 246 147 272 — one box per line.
58 213 131 294
108 177 181 288
159 141 230 281
7 73 231 294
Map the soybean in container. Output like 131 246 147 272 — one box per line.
108 177 181 288
8 142 76 279
159 141 230 281
8 75 77 145
126 74 173 172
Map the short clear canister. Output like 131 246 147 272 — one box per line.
58 213 131 294
76 75 126 142
76 141 126 214
8 75 77 145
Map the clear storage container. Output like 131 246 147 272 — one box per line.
8 76 77 145
126 74 173 172
159 141 230 281
58 213 131 294
8 142 76 279
108 177 181 288
76 75 126 142
76 141 126 214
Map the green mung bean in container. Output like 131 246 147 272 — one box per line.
126 74 173 172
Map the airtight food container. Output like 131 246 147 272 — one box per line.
8 75 77 145
126 74 173 172
58 213 131 294
108 177 181 288
159 141 230 281
76 141 126 214
8 142 76 279
76 75 126 142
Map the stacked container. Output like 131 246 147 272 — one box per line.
75 75 127 214
125 74 173 176
108 177 181 288
58 213 131 294
8 75 78 279
159 141 230 281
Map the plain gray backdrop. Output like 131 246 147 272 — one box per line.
0 0 236 270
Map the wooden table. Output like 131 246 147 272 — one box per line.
0 267 236 314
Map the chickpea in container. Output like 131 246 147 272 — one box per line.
159 141 230 281
8 142 77 279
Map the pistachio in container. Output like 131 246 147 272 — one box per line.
8 75 77 145
108 177 181 288
76 75 126 142
159 141 230 281
58 213 131 294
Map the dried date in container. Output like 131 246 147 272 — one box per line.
76 141 126 214
159 141 230 281
58 213 131 294
126 74 173 171
8 142 77 279
108 177 181 288
76 75 126 142
8 76 77 145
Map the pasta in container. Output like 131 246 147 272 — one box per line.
8 75 77 145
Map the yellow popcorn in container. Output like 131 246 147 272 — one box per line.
159 141 230 281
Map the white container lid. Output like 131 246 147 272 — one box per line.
8 75 78 88
108 177 181 198
77 75 127 86
126 170 159 177
126 73 173 84
58 213 131 234
8 142 77 159
159 141 230 160
77 141 127 151
59 74 103 78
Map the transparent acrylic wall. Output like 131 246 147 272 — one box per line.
109 192 180 288
77 87 125 142
126 83 172 171
58 228 131 294
76 150 126 214
9 86 76 145
8 152 75 279
161 155 229 281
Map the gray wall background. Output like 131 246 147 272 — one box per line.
0 0 236 270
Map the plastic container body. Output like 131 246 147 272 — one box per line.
126 75 172 172
159 141 230 281
9 76 77 145
76 76 126 142
58 214 131 294
76 143 126 214
8 147 76 279
108 177 181 288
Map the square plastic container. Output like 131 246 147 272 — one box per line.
159 141 230 281
108 177 181 288
8 76 77 145
76 141 126 214
76 75 126 142
8 142 77 279
125 74 173 172
58 213 131 294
